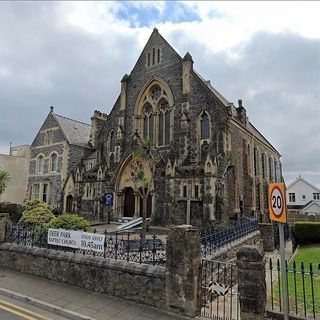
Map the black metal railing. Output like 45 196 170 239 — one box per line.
5 224 166 267
201 219 259 257
200 259 239 319
267 258 320 318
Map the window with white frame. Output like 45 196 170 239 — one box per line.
30 183 49 203
313 193 320 200
36 155 44 174
31 184 40 200
50 153 58 172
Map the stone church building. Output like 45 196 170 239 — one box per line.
28 29 281 226
68 29 282 227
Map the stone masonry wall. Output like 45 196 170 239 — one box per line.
259 223 276 251
0 243 166 309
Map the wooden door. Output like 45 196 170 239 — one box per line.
124 187 135 217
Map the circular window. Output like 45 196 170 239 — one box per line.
150 85 162 101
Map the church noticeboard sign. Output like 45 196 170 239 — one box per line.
105 192 113 206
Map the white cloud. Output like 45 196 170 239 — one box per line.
1 1 320 187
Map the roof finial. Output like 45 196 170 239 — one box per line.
50 106 54 113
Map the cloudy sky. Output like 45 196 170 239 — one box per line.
1 1 320 186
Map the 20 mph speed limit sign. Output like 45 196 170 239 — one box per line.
269 183 287 223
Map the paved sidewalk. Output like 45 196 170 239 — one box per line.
265 239 293 294
0 268 183 320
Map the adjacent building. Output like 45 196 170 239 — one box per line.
0 145 30 204
286 176 320 222
72 29 282 226
27 107 92 212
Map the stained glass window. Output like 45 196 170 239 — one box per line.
200 112 209 139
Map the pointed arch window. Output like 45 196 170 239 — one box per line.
107 130 116 167
36 155 44 174
158 99 171 146
137 81 173 146
50 153 58 173
109 131 116 152
143 103 154 142
200 112 210 139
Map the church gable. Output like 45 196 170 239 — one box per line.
130 28 182 76
31 110 65 148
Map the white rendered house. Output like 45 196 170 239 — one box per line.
286 176 320 216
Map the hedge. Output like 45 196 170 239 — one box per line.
293 221 320 244
48 214 92 231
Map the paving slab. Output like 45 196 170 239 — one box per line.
0 267 186 320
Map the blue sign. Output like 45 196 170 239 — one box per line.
105 193 113 206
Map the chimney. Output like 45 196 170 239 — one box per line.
89 110 107 148
236 99 247 125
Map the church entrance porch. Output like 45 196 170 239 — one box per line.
115 155 154 221
139 193 152 218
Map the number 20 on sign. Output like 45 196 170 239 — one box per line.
269 183 287 223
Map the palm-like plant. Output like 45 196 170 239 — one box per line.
0 170 10 197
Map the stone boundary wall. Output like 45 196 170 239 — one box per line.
259 223 275 251
0 243 166 309
205 230 262 261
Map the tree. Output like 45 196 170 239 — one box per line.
130 138 160 239
0 170 10 199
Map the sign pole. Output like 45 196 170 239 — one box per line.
269 182 288 320
279 222 289 320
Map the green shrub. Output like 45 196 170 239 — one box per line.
293 222 320 245
0 202 23 223
19 200 55 228
48 214 92 231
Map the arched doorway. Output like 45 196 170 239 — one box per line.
139 193 152 218
124 187 135 217
66 195 73 213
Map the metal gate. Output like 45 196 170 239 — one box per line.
200 259 239 319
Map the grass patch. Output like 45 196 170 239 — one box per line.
271 244 320 316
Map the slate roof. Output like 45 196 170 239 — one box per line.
83 150 97 160
53 114 91 147
194 70 279 155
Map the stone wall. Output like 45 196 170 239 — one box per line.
237 246 266 320
259 223 276 251
0 243 166 309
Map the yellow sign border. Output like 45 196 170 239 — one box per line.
269 183 287 223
